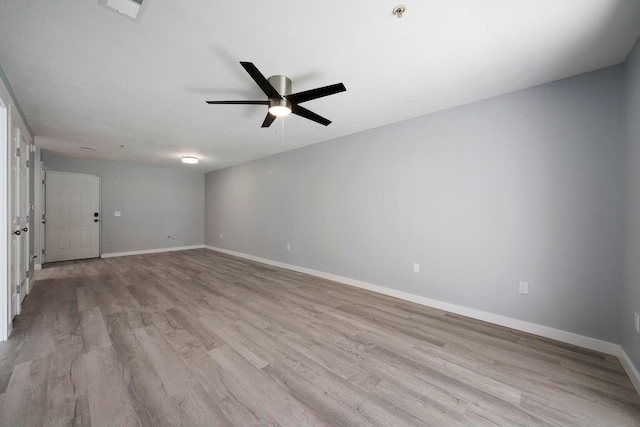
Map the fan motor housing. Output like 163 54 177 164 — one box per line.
268 75 292 96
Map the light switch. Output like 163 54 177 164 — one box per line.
114 211 121 217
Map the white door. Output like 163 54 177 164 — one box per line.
45 172 100 262
18 131 30 302
9 116 22 317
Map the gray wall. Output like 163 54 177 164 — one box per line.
622 38 640 370
44 153 204 255
205 66 624 343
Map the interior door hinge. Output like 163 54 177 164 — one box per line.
15 147 20 157
26 160 30 167
16 284 21 294
26 270 29 278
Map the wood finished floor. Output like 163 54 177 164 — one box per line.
1 249 639 426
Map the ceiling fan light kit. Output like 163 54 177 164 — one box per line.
268 104 292 117
268 100 292 117
206 61 346 127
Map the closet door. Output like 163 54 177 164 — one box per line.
8 110 28 316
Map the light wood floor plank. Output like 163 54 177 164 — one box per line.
42 351 79 426
72 346 139 427
79 307 111 353
0 356 50 425
209 344 328 426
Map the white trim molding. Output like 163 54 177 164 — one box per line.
619 347 640 396
0 97 7 342
101 244 204 258
205 245 620 356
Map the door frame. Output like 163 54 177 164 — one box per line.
1 96 8 342
34 151 43 269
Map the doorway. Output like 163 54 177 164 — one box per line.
44 172 101 262
2 100 33 341
8 110 30 319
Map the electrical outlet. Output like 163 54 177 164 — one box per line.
413 263 420 273
286 243 291 251
635 313 639 333
519 281 529 294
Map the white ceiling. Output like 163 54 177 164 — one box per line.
1 0 639 172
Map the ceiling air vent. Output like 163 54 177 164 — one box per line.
98 0 149 23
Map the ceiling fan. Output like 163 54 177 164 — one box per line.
206 61 346 127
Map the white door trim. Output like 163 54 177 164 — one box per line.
34 152 43 269
0 96 8 342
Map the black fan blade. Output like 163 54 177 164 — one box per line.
291 104 331 126
206 100 269 105
261 113 276 128
240 62 282 100
285 83 346 104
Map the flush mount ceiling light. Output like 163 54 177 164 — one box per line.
80 147 94 152
182 156 198 164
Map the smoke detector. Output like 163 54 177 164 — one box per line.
392 5 406 18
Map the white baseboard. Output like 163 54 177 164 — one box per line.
619 347 640 396
34 263 41 270
102 244 204 258
205 245 619 356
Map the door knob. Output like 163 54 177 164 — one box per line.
22 227 28 232
13 230 21 235
94 219 99 222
